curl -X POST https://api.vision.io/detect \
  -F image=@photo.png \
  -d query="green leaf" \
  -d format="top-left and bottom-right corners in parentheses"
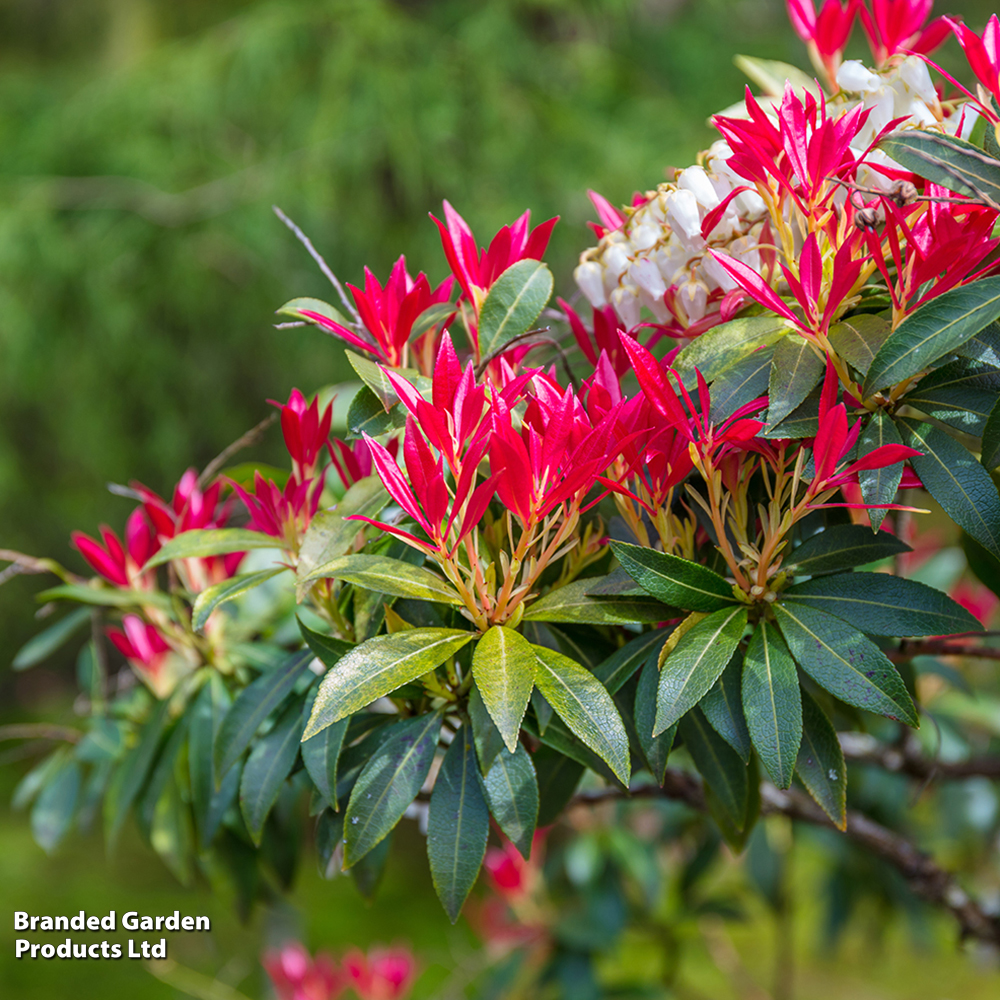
top-left (192, 568), bottom-right (287, 633)
top-left (482, 743), bottom-right (538, 859)
top-left (795, 690), bottom-right (847, 829)
top-left (35, 584), bottom-right (172, 611)
top-left (143, 528), bottom-right (277, 570)
top-left (827, 314), bottom-right (893, 376)
top-left (701, 649), bottom-right (751, 762)
top-left (784, 571), bottom-right (982, 637)
top-left (678, 708), bottom-right (748, 832)
top-left (903, 358), bottom-right (1000, 436)
top-left (963, 531), bottom-right (1000, 599)
top-left (351, 832), bottom-right (392, 902)
top-left (277, 295), bottom-right (351, 328)
top-left (478, 259), bottom-right (554, 359)
top-left (301, 685), bottom-right (349, 810)
top-left (346, 384), bottom-right (405, 438)
top-left (189, 674), bottom-right (236, 849)
top-left (788, 523), bottom-right (910, 575)
top-left (708, 346), bottom-right (774, 422)
top-left (32, 759), bottom-right (81, 853)
top-left (634, 654), bottom-right (675, 784)
top-left (766, 335), bottom-right (824, 428)
top-left (760, 385), bottom-right (821, 438)
top-left (104, 699), bottom-right (170, 849)
top-left (343, 711), bottom-right (442, 866)
top-left (472, 625), bottom-right (536, 753)
top-left (239, 700), bottom-right (304, 845)
top-left (12, 607), bottom-right (91, 670)
top-left (742, 623), bottom-right (801, 788)
top-left (304, 628), bottom-right (474, 738)
top-left (879, 130), bottom-right (1000, 203)
top-left (593, 629), bottom-right (669, 695)
top-left (468, 680), bottom-right (505, 774)
top-left (773, 602), bottom-right (918, 725)
top-left (733, 54), bottom-right (822, 96)
top-left (672, 315), bottom-right (788, 387)
top-left (410, 301), bottom-right (456, 341)
top-left (150, 775), bottom-right (195, 885)
top-left (136, 717), bottom-right (188, 840)
top-left (863, 277), bottom-right (1000, 396)
top-left (532, 644), bottom-right (631, 785)
top-left (301, 554), bottom-right (462, 604)
top-left (897, 417), bottom-right (1000, 560)
top-left (523, 711), bottom-right (618, 783)
top-left (610, 541), bottom-right (735, 612)
top-left (856, 410), bottom-right (904, 532)
top-left (956, 321), bottom-right (1000, 366)
top-left (654, 606), bottom-right (748, 735)
top-left (523, 578), bottom-right (676, 623)
top-left (982, 393), bottom-right (1000, 470)
top-left (296, 476), bottom-right (389, 589)
top-left (428, 724), bottom-right (490, 922)
top-left (214, 650), bottom-right (313, 778)
top-left (298, 618), bottom-right (354, 668)
top-left (346, 349), bottom-right (430, 407)
top-left (534, 746), bottom-right (585, 825)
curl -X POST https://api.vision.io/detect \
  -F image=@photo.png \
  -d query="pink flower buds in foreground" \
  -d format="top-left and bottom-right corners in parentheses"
top-left (71, 508), bottom-right (158, 589)
top-left (341, 946), bottom-right (417, 1000)
top-left (271, 388), bottom-right (334, 481)
top-left (106, 615), bottom-right (172, 682)
top-left (263, 942), bottom-right (343, 1000)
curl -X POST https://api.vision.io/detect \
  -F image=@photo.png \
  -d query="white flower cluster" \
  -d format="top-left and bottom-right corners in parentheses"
top-left (574, 56), bottom-right (979, 335)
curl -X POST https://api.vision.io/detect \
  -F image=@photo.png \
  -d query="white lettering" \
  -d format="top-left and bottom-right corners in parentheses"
top-left (122, 912), bottom-right (138, 931)
top-left (40, 944), bottom-right (55, 959)
top-left (195, 916), bottom-right (210, 931)
top-left (128, 939), bottom-right (141, 959)
top-left (101, 911), bottom-right (115, 931)
top-left (151, 939), bottom-right (166, 959)
top-left (87, 917), bottom-right (99, 931)
top-left (71, 911), bottom-right (85, 931)
top-left (14, 913), bottom-right (28, 931)
top-left (15, 940), bottom-right (30, 958)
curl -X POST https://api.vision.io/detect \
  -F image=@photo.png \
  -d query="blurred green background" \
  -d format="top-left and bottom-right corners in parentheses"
top-left (3, 1), bottom-right (1000, 997)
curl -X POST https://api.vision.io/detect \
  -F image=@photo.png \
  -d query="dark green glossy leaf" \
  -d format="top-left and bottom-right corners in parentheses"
top-left (774, 602), bottom-right (918, 725)
top-left (478, 259), bottom-right (554, 358)
top-left (189, 674), bottom-right (236, 849)
top-left (760, 385), bottom-right (821, 438)
top-left (346, 384), bottom-right (405, 438)
top-left (35, 584), bottom-right (172, 611)
top-left (857, 410), bottom-right (904, 532)
top-left (532, 644), bottom-right (631, 785)
top-left (767, 335), bottom-right (824, 428)
top-left (240, 700), bottom-right (304, 845)
top-left (472, 625), bottom-right (535, 753)
top-left (214, 650), bottom-right (313, 778)
top-left (343, 712), bottom-right (442, 866)
top-left (864, 277), bottom-right (1000, 396)
top-left (634, 654), bottom-right (675, 784)
top-left (428, 725), bottom-right (490, 923)
top-left (610, 540), bottom-right (735, 612)
top-left (482, 742), bottom-right (538, 859)
top-left (708, 346), bottom-right (774, 421)
top-left (523, 578), bottom-right (676, 623)
top-left (827, 314), bottom-right (892, 376)
top-left (410, 301), bottom-right (456, 341)
top-left (789, 523), bottom-right (909, 575)
top-left (301, 685), bottom-right (349, 810)
top-left (795, 690), bottom-right (846, 829)
top-left (304, 628), bottom-right (473, 738)
top-left (534, 746), bottom-right (584, 826)
top-left (742, 623), bottom-right (801, 788)
top-left (679, 708), bottom-right (748, 832)
top-left (350, 832), bottom-right (392, 902)
top-left (468, 680), bottom-right (505, 774)
top-left (593, 629), bottom-right (669, 695)
top-left (701, 649), bottom-right (751, 761)
top-left (12, 607), bottom-right (91, 671)
top-left (897, 417), bottom-right (1000, 560)
top-left (298, 618), bottom-right (354, 669)
top-left (982, 393), bottom-right (1000, 470)
top-left (143, 527), bottom-right (276, 570)
top-left (785, 571), bottom-right (981, 637)
top-left (904, 358), bottom-right (1000, 436)
top-left (879, 130), bottom-right (1000, 203)
top-left (654, 606), bottom-right (748, 735)
top-left (277, 295), bottom-right (351, 328)
top-left (192, 568), bottom-right (287, 633)
top-left (673, 315), bottom-right (788, 387)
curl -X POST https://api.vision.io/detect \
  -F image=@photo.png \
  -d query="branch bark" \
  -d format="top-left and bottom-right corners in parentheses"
top-left (570, 771), bottom-right (1000, 948)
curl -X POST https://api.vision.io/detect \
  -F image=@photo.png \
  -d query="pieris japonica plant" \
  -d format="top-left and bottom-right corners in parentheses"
top-left (8, 0), bottom-right (1000, 954)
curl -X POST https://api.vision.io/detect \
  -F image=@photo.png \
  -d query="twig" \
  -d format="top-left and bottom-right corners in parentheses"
top-left (839, 732), bottom-right (1000, 780)
top-left (197, 412), bottom-right (278, 489)
top-left (570, 770), bottom-right (1000, 947)
top-left (889, 640), bottom-right (1000, 662)
top-left (272, 205), bottom-right (361, 323)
